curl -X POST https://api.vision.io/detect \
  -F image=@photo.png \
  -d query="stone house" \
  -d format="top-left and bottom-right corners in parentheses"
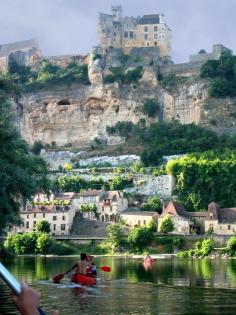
top-left (205, 202), bottom-right (236, 235)
top-left (72, 190), bottom-right (128, 222)
top-left (16, 205), bottom-right (75, 236)
top-left (158, 201), bottom-right (196, 235)
top-left (121, 211), bottom-right (159, 228)
top-left (159, 201), bottom-right (236, 235)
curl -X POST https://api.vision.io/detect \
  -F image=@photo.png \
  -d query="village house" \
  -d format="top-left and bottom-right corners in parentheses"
top-left (72, 190), bottom-right (128, 222)
top-left (15, 192), bottom-right (77, 235)
top-left (16, 205), bottom-right (75, 236)
top-left (120, 210), bottom-right (159, 228)
top-left (159, 201), bottom-right (236, 235)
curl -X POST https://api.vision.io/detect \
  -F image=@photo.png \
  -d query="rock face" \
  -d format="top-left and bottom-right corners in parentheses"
top-left (11, 51), bottom-right (236, 148)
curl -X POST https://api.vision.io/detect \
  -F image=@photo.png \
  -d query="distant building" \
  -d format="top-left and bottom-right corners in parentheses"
top-left (16, 205), bottom-right (75, 236)
top-left (98, 5), bottom-right (171, 57)
top-left (121, 210), bottom-right (159, 227)
top-left (0, 39), bottom-right (41, 71)
top-left (72, 189), bottom-right (128, 222)
top-left (159, 201), bottom-right (236, 235)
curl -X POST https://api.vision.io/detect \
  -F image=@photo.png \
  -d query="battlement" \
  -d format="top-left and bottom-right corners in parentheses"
top-left (98, 6), bottom-right (171, 58)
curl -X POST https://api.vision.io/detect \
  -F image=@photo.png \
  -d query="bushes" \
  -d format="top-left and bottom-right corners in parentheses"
top-left (104, 66), bottom-right (143, 84)
top-left (177, 238), bottom-right (215, 258)
top-left (227, 236), bottom-right (236, 255)
top-left (142, 99), bottom-right (159, 118)
top-left (127, 226), bottom-right (154, 248)
top-left (159, 215), bottom-right (175, 234)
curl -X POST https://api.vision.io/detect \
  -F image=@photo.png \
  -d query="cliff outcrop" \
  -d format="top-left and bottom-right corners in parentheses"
top-left (9, 48), bottom-right (236, 148)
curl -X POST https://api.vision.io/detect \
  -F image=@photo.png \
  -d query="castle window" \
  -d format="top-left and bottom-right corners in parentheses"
top-left (144, 34), bottom-right (148, 40)
top-left (130, 31), bottom-right (134, 38)
top-left (154, 25), bottom-right (158, 32)
top-left (124, 31), bottom-right (129, 38)
top-left (26, 221), bottom-right (29, 229)
top-left (154, 33), bottom-right (158, 39)
top-left (144, 26), bottom-right (148, 32)
top-left (228, 225), bottom-right (231, 230)
top-left (53, 224), bottom-right (56, 231)
top-left (61, 224), bottom-right (65, 231)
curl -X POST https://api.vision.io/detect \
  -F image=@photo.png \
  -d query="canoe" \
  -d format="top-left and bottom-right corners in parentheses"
top-left (143, 258), bottom-right (154, 265)
top-left (71, 273), bottom-right (96, 286)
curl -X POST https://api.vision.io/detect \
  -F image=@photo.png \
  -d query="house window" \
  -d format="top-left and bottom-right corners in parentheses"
top-left (53, 224), bottom-right (56, 231)
top-left (124, 31), bottom-right (129, 38)
top-left (90, 196), bottom-right (96, 203)
top-left (154, 25), bottom-right (158, 32)
top-left (210, 214), bottom-right (213, 219)
top-left (62, 215), bottom-right (65, 221)
top-left (209, 224), bottom-right (214, 231)
top-left (53, 216), bottom-right (57, 221)
top-left (34, 213), bottom-right (36, 218)
top-left (143, 220), bottom-right (146, 225)
top-left (27, 215), bottom-right (29, 219)
top-left (61, 224), bottom-right (65, 231)
top-left (138, 220), bottom-right (141, 225)
top-left (228, 225), bottom-right (231, 230)
top-left (102, 207), bottom-right (104, 212)
top-left (43, 213), bottom-right (45, 218)
top-left (154, 42), bottom-right (157, 46)
top-left (26, 221), bottom-right (29, 229)
top-left (130, 31), bottom-right (134, 38)
top-left (154, 33), bottom-right (158, 39)
top-left (147, 42), bottom-right (150, 46)
top-left (144, 34), bottom-right (148, 40)
top-left (33, 221), bottom-right (36, 227)
top-left (144, 26), bottom-right (148, 32)
top-left (110, 206), bottom-right (112, 212)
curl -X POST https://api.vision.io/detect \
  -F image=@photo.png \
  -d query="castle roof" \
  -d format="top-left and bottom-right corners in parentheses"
top-left (0, 39), bottom-right (39, 57)
top-left (138, 14), bottom-right (160, 25)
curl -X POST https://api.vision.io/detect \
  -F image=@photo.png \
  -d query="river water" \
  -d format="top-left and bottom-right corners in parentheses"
top-left (0, 256), bottom-right (236, 314)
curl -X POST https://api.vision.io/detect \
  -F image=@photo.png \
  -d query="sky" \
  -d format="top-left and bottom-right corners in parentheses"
top-left (0, 0), bottom-right (235, 63)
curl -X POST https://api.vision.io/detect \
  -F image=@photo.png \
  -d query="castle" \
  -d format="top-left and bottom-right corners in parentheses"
top-left (98, 5), bottom-right (172, 58)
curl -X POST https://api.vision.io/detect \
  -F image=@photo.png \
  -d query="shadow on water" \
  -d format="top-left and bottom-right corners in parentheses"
top-left (0, 256), bottom-right (236, 314)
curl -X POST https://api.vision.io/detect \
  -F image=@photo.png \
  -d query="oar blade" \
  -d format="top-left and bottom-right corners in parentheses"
top-left (99, 266), bottom-right (111, 272)
top-left (53, 273), bottom-right (64, 283)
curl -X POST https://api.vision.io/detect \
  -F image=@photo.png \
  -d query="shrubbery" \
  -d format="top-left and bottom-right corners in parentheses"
top-left (177, 239), bottom-right (215, 258)
top-left (104, 66), bottom-right (143, 84)
top-left (200, 51), bottom-right (236, 97)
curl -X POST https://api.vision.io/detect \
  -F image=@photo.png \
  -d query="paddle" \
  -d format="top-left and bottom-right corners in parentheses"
top-left (98, 266), bottom-right (111, 272)
top-left (53, 268), bottom-right (72, 283)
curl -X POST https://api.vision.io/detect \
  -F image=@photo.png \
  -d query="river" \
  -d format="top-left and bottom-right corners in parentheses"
top-left (0, 256), bottom-right (236, 314)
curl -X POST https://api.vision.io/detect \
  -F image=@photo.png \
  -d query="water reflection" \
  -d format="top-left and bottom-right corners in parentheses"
top-left (0, 257), bottom-right (236, 314)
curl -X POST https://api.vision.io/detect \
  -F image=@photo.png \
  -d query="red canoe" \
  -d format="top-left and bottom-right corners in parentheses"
top-left (71, 273), bottom-right (96, 286)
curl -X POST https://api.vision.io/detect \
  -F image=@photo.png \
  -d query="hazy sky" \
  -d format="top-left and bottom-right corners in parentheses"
top-left (0, 0), bottom-right (235, 63)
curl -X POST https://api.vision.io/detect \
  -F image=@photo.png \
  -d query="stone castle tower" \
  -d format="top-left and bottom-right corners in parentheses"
top-left (98, 5), bottom-right (171, 58)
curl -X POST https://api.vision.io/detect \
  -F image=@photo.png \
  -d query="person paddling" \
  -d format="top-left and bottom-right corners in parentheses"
top-left (71, 253), bottom-right (88, 276)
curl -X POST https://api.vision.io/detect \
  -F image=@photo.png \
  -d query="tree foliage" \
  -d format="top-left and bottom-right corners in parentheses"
top-left (142, 99), bottom-right (159, 117)
top-left (166, 151), bottom-right (236, 211)
top-left (142, 196), bottom-right (162, 213)
top-left (159, 215), bottom-right (175, 234)
top-left (127, 226), bottom-right (153, 248)
top-left (0, 100), bottom-right (49, 233)
top-left (200, 51), bottom-right (236, 97)
top-left (35, 220), bottom-right (51, 234)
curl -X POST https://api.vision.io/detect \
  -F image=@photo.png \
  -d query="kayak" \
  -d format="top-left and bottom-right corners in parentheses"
top-left (143, 258), bottom-right (154, 265)
top-left (71, 273), bottom-right (96, 286)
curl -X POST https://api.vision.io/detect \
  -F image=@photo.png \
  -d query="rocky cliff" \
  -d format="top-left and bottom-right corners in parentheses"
top-left (10, 51), bottom-right (236, 148)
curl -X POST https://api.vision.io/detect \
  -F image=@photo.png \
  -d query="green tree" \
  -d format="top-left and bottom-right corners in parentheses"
top-left (127, 226), bottom-right (153, 248)
top-left (159, 215), bottom-right (175, 234)
top-left (227, 236), bottom-right (236, 255)
top-left (142, 99), bottom-right (159, 117)
top-left (35, 220), bottom-right (51, 234)
top-left (142, 196), bottom-right (162, 213)
top-left (106, 222), bottom-right (125, 252)
top-left (0, 100), bottom-right (49, 233)
top-left (36, 233), bottom-right (53, 254)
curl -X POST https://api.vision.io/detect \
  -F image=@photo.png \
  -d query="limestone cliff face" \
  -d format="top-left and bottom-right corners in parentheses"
top-left (12, 55), bottom-right (236, 147)
top-left (13, 69), bottom-right (161, 147)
